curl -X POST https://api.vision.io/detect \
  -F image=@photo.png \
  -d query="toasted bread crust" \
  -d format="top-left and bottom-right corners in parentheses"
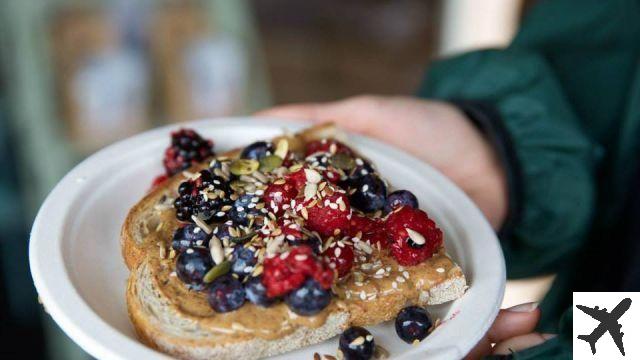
top-left (121, 123), bottom-right (467, 359)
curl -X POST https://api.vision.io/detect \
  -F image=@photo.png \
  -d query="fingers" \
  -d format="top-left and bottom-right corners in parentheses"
top-left (465, 302), bottom-right (541, 359)
top-left (487, 302), bottom-right (541, 343)
top-left (493, 333), bottom-right (557, 355)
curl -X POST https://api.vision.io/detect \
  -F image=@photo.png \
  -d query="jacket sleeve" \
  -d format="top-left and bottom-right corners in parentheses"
top-left (419, 49), bottom-right (598, 278)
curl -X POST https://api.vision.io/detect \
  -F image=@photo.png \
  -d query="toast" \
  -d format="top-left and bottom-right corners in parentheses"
top-left (122, 123), bottom-right (467, 360)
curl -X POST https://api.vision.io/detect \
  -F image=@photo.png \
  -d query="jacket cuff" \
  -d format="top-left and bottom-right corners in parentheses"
top-left (449, 100), bottom-right (523, 241)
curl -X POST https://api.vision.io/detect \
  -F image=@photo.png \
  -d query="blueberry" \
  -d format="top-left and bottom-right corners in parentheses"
top-left (231, 247), bottom-right (257, 277)
top-left (305, 152), bottom-right (332, 169)
top-left (175, 248), bottom-right (213, 290)
top-left (348, 158), bottom-right (375, 180)
top-left (286, 233), bottom-right (322, 254)
top-left (349, 174), bottom-right (387, 213)
top-left (229, 194), bottom-right (261, 225)
top-left (240, 141), bottom-right (274, 160)
top-left (339, 326), bottom-right (375, 360)
top-left (285, 279), bottom-right (331, 315)
top-left (171, 224), bottom-right (212, 252)
top-left (207, 275), bottom-right (246, 313)
top-left (244, 276), bottom-right (277, 307)
top-left (395, 306), bottom-right (433, 344)
top-left (384, 190), bottom-right (419, 213)
top-left (212, 222), bottom-right (233, 241)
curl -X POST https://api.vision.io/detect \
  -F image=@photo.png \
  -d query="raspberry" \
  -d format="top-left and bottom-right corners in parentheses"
top-left (150, 174), bottom-right (169, 190)
top-left (262, 246), bottom-right (334, 298)
top-left (349, 215), bottom-right (387, 248)
top-left (305, 139), bottom-right (353, 157)
top-left (323, 243), bottom-right (354, 278)
top-left (263, 181), bottom-right (298, 215)
top-left (163, 129), bottom-right (214, 176)
top-left (285, 168), bottom-right (308, 190)
top-left (323, 168), bottom-right (342, 184)
top-left (385, 206), bottom-right (443, 266)
top-left (304, 191), bottom-right (351, 237)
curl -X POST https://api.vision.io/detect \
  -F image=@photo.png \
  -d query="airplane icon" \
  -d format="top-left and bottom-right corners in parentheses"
top-left (576, 297), bottom-right (631, 356)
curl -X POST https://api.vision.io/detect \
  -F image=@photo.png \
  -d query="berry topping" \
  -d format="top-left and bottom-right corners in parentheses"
top-left (231, 247), bottom-right (257, 277)
top-left (395, 306), bottom-right (433, 344)
top-left (349, 174), bottom-right (387, 213)
top-left (338, 326), bottom-right (375, 360)
top-left (385, 207), bottom-right (443, 266)
top-left (284, 168), bottom-right (308, 190)
top-left (244, 276), bottom-right (277, 307)
top-left (151, 174), bottom-right (169, 190)
top-left (171, 224), bottom-right (212, 252)
top-left (175, 248), bottom-right (214, 290)
top-left (384, 190), bottom-right (419, 213)
top-left (163, 128), bottom-right (214, 176)
top-left (284, 279), bottom-right (332, 315)
top-left (304, 191), bottom-right (351, 237)
top-left (174, 170), bottom-right (231, 223)
top-left (349, 215), bottom-right (387, 248)
top-left (323, 242), bottom-right (354, 278)
top-left (212, 222), bottom-right (233, 241)
top-left (229, 194), bottom-right (261, 225)
top-left (305, 139), bottom-right (353, 157)
top-left (240, 141), bottom-right (274, 160)
top-left (263, 181), bottom-right (298, 215)
top-left (262, 246), bottom-right (334, 298)
top-left (207, 275), bottom-right (246, 313)
top-left (344, 158), bottom-right (375, 182)
top-left (281, 221), bottom-right (323, 254)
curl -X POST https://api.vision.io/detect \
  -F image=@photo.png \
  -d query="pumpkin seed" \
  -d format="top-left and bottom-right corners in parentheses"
top-left (203, 260), bottom-right (231, 283)
top-left (230, 159), bottom-right (259, 176)
top-left (230, 231), bottom-right (256, 244)
top-left (330, 152), bottom-right (355, 170)
top-left (274, 138), bottom-right (289, 159)
top-left (259, 155), bottom-right (283, 172)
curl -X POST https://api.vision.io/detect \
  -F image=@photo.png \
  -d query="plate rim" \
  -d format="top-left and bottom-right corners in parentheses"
top-left (30, 117), bottom-right (505, 360)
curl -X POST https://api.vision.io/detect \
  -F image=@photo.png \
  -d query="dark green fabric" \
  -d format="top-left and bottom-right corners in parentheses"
top-left (419, 0), bottom-right (640, 358)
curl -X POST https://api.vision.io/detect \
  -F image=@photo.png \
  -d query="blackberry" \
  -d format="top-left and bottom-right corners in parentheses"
top-left (174, 169), bottom-right (231, 223)
top-left (163, 129), bottom-right (214, 176)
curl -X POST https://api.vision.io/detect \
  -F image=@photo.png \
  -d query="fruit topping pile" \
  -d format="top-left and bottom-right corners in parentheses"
top-left (160, 129), bottom-right (444, 315)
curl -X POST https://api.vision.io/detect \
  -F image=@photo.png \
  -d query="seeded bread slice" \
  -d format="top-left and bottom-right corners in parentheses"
top-left (121, 123), bottom-right (467, 359)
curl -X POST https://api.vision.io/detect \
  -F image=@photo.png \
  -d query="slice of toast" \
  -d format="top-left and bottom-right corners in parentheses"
top-left (122, 123), bottom-right (466, 360)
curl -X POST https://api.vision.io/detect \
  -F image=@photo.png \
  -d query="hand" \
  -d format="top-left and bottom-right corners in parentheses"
top-left (256, 95), bottom-right (508, 229)
top-left (466, 302), bottom-right (556, 359)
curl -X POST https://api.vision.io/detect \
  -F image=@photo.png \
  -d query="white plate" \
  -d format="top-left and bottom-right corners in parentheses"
top-left (30, 118), bottom-right (505, 360)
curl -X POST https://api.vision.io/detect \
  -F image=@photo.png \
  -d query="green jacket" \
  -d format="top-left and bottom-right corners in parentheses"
top-left (420, 0), bottom-right (640, 358)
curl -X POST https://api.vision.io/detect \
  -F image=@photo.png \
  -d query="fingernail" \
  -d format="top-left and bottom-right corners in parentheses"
top-left (506, 302), bottom-right (539, 313)
top-left (541, 333), bottom-right (557, 340)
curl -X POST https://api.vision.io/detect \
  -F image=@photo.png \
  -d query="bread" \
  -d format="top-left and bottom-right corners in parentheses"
top-left (121, 123), bottom-right (467, 359)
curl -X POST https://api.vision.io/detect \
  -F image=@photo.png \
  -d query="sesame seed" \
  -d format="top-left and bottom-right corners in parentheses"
top-left (436, 267), bottom-right (445, 273)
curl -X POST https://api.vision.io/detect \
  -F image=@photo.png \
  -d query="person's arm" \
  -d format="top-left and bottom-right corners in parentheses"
top-left (421, 49), bottom-right (597, 278)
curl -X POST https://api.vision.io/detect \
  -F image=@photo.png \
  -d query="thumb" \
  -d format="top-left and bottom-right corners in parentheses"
top-left (254, 96), bottom-right (387, 135)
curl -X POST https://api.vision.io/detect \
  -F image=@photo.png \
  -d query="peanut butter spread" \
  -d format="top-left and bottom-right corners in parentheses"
top-left (138, 198), bottom-right (461, 344)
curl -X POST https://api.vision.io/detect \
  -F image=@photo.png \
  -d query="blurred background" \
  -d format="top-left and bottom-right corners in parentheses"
top-left (0, 0), bottom-right (544, 358)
